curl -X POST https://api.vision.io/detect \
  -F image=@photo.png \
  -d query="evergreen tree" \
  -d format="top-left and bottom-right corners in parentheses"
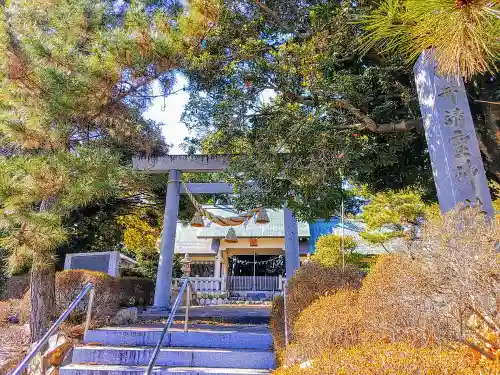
top-left (180, 0), bottom-right (499, 219)
top-left (0, 0), bottom-right (215, 342)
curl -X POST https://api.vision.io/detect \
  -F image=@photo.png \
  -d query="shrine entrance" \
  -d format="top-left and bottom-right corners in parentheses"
top-left (133, 155), bottom-right (300, 309)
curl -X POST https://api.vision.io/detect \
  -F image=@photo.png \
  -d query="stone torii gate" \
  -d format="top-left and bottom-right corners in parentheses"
top-left (133, 155), bottom-right (300, 309)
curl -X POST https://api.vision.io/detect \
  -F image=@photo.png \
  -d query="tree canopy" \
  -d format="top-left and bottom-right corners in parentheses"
top-left (180, 0), bottom-right (499, 220)
top-left (0, 0), bottom-right (216, 341)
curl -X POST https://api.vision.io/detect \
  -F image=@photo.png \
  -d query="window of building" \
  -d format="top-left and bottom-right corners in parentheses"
top-left (190, 261), bottom-right (215, 277)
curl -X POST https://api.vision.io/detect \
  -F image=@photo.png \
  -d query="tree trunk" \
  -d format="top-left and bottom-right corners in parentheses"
top-left (30, 256), bottom-right (56, 343)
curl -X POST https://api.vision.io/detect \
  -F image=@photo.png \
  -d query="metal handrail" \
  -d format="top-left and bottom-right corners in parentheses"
top-left (145, 277), bottom-right (190, 375)
top-left (12, 282), bottom-right (96, 375)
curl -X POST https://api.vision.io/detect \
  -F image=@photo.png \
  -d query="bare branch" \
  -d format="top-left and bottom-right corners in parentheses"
top-left (252, 0), bottom-right (311, 39)
top-left (332, 119), bottom-right (423, 134)
top-left (333, 100), bottom-right (378, 132)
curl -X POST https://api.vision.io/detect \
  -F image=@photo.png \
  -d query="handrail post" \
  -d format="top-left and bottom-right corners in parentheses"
top-left (184, 279), bottom-right (190, 332)
top-left (84, 287), bottom-right (95, 340)
top-left (283, 279), bottom-right (289, 347)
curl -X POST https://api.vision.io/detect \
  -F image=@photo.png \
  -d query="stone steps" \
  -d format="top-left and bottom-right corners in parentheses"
top-left (72, 346), bottom-right (275, 369)
top-left (60, 324), bottom-right (275, 375)
top-left (83, 327), bottom-right (273, 350)
top-left (60, 364), bottom-right (272, 375)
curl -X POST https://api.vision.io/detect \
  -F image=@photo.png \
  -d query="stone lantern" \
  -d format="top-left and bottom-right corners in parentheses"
top-left (180, 253), bottom-right (191, 278)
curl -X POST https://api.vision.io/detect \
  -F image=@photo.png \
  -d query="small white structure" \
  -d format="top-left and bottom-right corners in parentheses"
top-left (64, 251), bottom-right (137, 277)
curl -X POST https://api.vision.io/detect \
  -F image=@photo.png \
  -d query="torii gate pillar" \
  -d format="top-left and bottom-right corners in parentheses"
top-left (154, 169), bottom-right (181, 309)
top-left (284, 206), bottom-right (300, 279)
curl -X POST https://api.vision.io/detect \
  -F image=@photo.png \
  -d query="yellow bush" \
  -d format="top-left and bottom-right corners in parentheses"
top-left (356, 253), bottom-right (444, 344)
top-left (286, 262), bottom-right (362, 327)
top-left (272, 342), bottom-right (499, 375)
top-left (290, 290), bottom-right (360, 363)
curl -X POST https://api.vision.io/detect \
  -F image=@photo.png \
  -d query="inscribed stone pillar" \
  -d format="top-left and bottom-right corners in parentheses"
top-left (413, 51), bottom-right (494, 217)
top-left (153, 169), bottom-right (181, 309)
top-left (284, 206), bottom-right (300, 279)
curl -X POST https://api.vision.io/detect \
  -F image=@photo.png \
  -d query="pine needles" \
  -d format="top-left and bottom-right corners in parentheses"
top-left (360, 0), bottom-right (500, 80)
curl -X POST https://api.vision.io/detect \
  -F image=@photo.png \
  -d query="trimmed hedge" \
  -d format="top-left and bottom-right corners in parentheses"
top-left (53, 270), bottom-right (154, 324)
top-left (56, 269), bottom-right (120, 323)
top-left (286, 262), bottom-right (362, 327)
top-left (291, 290), bottom-right (360, 362)
top-left (271, 262), bottom-right (363, 355)
top-left (117, 277), bottom-right (154, 307)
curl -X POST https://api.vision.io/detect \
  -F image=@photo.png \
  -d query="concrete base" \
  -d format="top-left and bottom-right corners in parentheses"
top-left (140, 306), bottom-right (272, 325)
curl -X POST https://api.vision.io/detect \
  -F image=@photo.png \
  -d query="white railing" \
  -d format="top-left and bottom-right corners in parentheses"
top-left (228, 276), bottom-right (282, 291)
top-left (173, 276), bottom-right (285, 292)
top-left (173, 277), bottom-right (225, 292)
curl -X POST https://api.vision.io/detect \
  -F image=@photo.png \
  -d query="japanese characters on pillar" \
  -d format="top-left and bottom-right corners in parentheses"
top-left (414, 51), bottom-right (494, 217)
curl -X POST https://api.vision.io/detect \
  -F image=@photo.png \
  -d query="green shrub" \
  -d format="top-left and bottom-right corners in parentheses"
top-left (312, 234), bottom-right (357, 268)
top-left (272, 342), bottom-right (498, 375)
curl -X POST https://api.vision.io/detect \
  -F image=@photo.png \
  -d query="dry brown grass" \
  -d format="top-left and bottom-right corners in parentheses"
top-left (272, 342), bottom-right (500, 375)
top-left (0, 297), bottom-right (30, 327)
top-left (289, 290), bottom-right (360, 363)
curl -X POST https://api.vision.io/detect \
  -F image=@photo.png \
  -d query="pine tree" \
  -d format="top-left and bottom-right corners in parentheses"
top-left (0, 0), bottom-right (216, 342)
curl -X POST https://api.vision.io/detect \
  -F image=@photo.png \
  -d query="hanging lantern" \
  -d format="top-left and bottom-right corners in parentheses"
top-left (255, 209), bottom-right (270, 224)
top-left (190, 212), bottom-right (205, 228)
top-left (224, 227), bottom-right (238, 243)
